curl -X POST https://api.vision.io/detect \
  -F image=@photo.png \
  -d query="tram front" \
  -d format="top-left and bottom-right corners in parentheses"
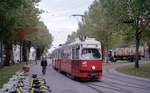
top-left (78, 40), bottom-right (102, 79)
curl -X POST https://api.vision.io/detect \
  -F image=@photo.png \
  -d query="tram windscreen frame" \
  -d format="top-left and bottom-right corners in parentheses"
top-left (81, 48), bottom-right (101, 60)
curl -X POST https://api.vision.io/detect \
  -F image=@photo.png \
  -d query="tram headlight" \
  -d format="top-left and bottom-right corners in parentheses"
top-left (92, 66), bottom-right (95, 70)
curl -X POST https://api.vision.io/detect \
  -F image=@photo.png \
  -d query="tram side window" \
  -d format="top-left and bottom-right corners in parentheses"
top-left (72, 48), bottom-right (79, 59)
top-left (56, 52), bottom-right (58, 58)
top-left (58, 50), bottom-right (59, 59)
top-left (67, 49), bottom-right (71, 59)
top-left (62, 48), bottom-right (71, 59)
top-left (61, 50), bottom-right (63, 59)
top-left (72, 49), bottom-right (75, 59)
top-left (76, 48), bottom-right (79, 59)
top-left (82, 48), bottom-right (101, 59)
top-left (57, 51), bottom-right (59, 59)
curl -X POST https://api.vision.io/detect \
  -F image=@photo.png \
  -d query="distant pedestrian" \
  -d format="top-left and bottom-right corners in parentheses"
top-left (41, 57), bottom-right (47, 75)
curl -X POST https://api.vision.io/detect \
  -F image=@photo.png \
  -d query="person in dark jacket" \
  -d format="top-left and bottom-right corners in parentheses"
top-left (41, 57), bottom-right (47, 75)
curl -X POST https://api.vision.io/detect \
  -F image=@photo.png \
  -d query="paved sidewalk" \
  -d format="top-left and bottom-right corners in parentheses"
top-left (28, 63), bottom-right (53, 92)
top-left (28, 63), bottom-right (97, 93)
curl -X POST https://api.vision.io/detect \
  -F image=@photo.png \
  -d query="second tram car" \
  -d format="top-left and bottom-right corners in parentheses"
top-left (52, 37), bottom-right (102, 79)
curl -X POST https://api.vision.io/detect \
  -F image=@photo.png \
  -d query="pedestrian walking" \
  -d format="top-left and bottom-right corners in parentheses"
top-left (40, 57), bottom-right (47, 75)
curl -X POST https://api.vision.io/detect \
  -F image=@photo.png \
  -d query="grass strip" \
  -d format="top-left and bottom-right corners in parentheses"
top-left (116, 63), bottom-right (150, 79)
top-left (102, 61), bottom-right (128, 66)
top-left (0, 60), bottom-right (39, 88)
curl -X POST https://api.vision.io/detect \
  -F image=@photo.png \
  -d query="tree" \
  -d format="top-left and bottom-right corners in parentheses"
top-left (0, 0), bottom-right (24, 38)
top-left (120, 0), bottom-right (150, 68)
top-left (0, 0), bottom-right (44, 65)
top-left (0, 0), bottom-right (26, 65)
top-left (27, 21), bottom-right (53, 60)
top-left (66, 32), bottom-right (78, 43)
top-left (76, 0), bottom-right (124, 62)
top-left (77, 0), bottom-right (150, 67)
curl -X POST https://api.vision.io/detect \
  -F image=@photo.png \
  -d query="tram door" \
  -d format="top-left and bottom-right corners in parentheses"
top-left (72, 48), bottom-right (80, 76)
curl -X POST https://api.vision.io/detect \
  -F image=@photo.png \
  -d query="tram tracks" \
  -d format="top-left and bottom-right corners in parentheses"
top-left (91, 83), bottom-right (134, 93)
top-left (83, 81), bottom-right (134, 93)
top-left (85, 84), bottom-right (104, 93)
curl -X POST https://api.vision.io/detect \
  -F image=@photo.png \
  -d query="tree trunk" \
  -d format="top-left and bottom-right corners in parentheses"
top-left (106, 46), bottom-right (109, 63)
top-left (20, 43), bottom-right (22, 62)
top-left (22, 42), bottom-right (32, 65)
top-left (36, 48), bottom-right (41, 60)
top-left (41, 47), bottom-right (45, 56)
top-left (135, 27), bottom-right (141, 68)
top-left (10, 45), bottom-right (14, 64)
top-left (3, 40), bottom-right (14, 66)
top-left (28, 41), bottom-right (32, 60)
top-left (101, 44), bottom-right (105, 61)
top-left (22, 42), bottom-right (27, 62)
top-left (101, 44), bottom-right (108, 63)
top-left (0, 39), bottom-right (3, 67)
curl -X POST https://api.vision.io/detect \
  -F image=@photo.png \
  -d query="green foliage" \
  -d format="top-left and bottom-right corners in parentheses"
top-left (0, 0), bottom-right (53, 64)
top-left (0, 0), bottom-right (52, 48)
top-left (72, 0), bottom-right (124, 48)
top-left (119, 0), bottom-right (150, 44)
top-left (68, 0), bottom-right (150, 48)
top-left (0, 0), bottom-right (42, 38)
top-left (0, 0), bottom-right (24, 38)
top-left (14, 0), bottom-right (42, 27)
top-left (67, 32), bottom-right (78, 43)
top-left (27, 21), bottom-right (53, 49)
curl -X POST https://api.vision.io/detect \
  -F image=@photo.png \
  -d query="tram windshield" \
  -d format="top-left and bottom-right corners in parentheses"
top-left (81, 48), bottom-right (101, 60)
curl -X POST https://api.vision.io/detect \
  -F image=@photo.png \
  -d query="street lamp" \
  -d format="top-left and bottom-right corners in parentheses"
top-left (72, 14), bottom-right (85, 37)
top-left (72, 14), bottom-right (84, 17)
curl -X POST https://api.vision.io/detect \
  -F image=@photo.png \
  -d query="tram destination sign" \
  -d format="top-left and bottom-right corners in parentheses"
top-left (83, 44), bottom-right (98, 48)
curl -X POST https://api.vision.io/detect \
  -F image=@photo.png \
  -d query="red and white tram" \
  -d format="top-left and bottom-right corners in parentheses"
top-left (52, 37), bottom-right (102, 79)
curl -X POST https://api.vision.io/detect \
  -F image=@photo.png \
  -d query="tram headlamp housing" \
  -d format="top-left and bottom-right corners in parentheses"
top-left (92, 66), bottom-right (95, 70)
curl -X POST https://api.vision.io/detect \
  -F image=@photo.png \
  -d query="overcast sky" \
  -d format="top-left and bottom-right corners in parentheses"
top-left (38, 0), bottom-right (94, 52)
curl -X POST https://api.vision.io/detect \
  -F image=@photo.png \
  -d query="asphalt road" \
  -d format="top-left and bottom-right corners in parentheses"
top-left (28, 61), bottom-right (150, 93)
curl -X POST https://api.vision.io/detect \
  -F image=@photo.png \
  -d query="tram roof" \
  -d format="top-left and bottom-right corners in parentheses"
top-left (60, 37), bottom-right (101, 47)
top-left (70, 37), bottom-right (100, 45)
top-left (52, 37), bottom-right (101, 52)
